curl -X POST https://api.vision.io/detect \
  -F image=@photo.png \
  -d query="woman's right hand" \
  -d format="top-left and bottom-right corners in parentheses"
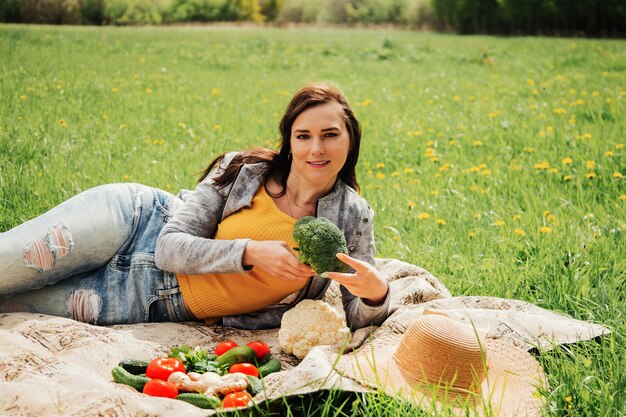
top-left (243, 240), bottom-right (314, 282)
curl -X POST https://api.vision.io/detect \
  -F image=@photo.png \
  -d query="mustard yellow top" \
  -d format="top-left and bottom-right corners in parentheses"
top-left (177, 185), bottom-right (305, 322)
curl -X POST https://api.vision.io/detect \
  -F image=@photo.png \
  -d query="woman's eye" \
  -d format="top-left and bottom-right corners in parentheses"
top-left (296, 134), bottom-right (309, 140)
top-left (324, 132), bottom-right (338, 138)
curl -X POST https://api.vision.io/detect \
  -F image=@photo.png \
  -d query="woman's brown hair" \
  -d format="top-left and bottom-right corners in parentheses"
top-left (199, 82), bottom-right (362, 194)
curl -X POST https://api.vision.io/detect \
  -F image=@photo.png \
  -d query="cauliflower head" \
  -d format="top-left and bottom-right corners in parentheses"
top-left (278, 300), bottom-right (350, 359)
top-left (292, 216), bottom-right (350, 275)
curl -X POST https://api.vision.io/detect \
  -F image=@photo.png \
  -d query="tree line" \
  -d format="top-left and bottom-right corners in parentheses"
top-left (1, 0), bottom-right (624, 36)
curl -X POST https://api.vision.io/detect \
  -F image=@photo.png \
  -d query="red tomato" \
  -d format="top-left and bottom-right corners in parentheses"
top-left (246, 341), bottom-right (271, 361)
top-left (145, 358), bottom-right (186, 381)
top-left (222, 391), bottom-right (253, 408)
top-left (142, 379), bottom-right (178, 399)
top-left (214, 340), bottom-right (238, 356)
top-left (229, 362), bottom-right (259, 378)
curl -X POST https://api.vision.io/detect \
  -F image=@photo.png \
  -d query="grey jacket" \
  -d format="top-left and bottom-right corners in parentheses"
top-left (155, 152), bottom-right (390, 330)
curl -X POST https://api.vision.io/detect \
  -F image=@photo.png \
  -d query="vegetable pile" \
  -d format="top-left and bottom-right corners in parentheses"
top-left (111, 340), bottom-right (281, 410)
top-left (292, 216), bottom-right (351, 275)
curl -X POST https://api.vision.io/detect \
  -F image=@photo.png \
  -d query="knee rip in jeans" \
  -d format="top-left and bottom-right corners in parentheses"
top-left (66, 290), bottom-right (102, 324)
top-left (23, 225), bottom-right (74, 272)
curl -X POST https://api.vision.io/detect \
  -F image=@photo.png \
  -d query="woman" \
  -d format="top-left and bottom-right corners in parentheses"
top-left (0, 82), bottom-right (390, 330)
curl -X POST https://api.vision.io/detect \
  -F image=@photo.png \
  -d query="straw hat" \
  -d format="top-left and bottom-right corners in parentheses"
top-left (335, 313), bottom-right (546, 416)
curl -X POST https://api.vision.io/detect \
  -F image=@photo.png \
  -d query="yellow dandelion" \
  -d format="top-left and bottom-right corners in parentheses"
top-left (563, 175), bottom-right (573, 181)
top-left (512, 164), bottom-right (522, 171)
top-left (469, 166), bottom-right (480, 173)
top-left (562, 157), bottom-right (573, 165)
top-left (111, 87), bottom-right (118, 93)
top-left (403, 167), bottom-right (414, 174)
top-left (417, 212), bottom-right (430, 220)
top-left (619, 194), bottom-right (626, 201)
top-left (426, 140), bottom-right (435, 147)
top-left (213, 124), bottom-right (221, 131)
top-left (123, 174), bottom-right (130, 181)
top-left (435, 173), bottom-right (442, 178)
top-left (582, 133), bottom-right (592, 140)
top-left (523, 147), bottom-right (535, 153)
top-left (493, 220), bottom-right (505, 227)
top-left (586, 161), bottom-right (596, 170)
top-left (439, 164), bottom-right (450, 172)
top-left (453, 95), bottom-right (461, 102)
top-left (606, 97), bottom-right (612, 104)
top-left (616, 143), bottom-right (624, 150)
top-left (547, 214), bottom-right (557, 223)
top-left (145, 87), bottom-right (153, 94)
top-left (534, 162), bottom-right (549, 170)
top-left (20, 95), bottom-right (28, 100)
top-left (376, 172), bottom-right (385, 180)
top-left (58, 119), bottom-right (68, 128)
top-left (546, 126), bottom-right (554, 134)
top-left (431, 191), bottom-right (439, 196)
top-left (376, 163), bottom-right (385, 169)
top-left (119, 123), bottom-right (126, 129)
top-left (568, 118), bottom-right (576, 125)
top-left (540, 226), bottom-right (552, 234)
top-left (565, 396), bottom-right (572, 403)
top-left (153, 139), bottom-right (159, 145)
top-left (514, 228), bottom-right (526, 236)
top-left (592, 91), bottom-right (600, 97)
top-left (211, 88), bottom-right (220, 96)
top-left (605, 150), bottom-right (614, 157)
top-left (408, 202), bottom-right (416, 209)
top-left (613, 172), bottom-right (623, 179)
top-left (482, 169), bottom-right (492, 176)
top-left (473, 140), bottom-right (483, 147)
top-left (586, 172), bottom-right (596, 179)
top-left (469, 185), bottom-right (479, 192)
top-left (436, 219), bottom-right (446, 225)
top-left (526, 79), bottom-right (535, 87)
top-left (430, 157), bottom-right (440, 163)
top-left (391, 171), bottom-right (400, 177)
top-left (512, 214), bottom-right (522, 221)
top-left (553, 108), bottom-right (567, 115)
top-left (479, 163), bottom-right (487, 169)
top-left (361, 99), bottom-right (373, 107)
top-left (449, 140), bottom-right (457, 146)
top-left (178, 121), bottom-right (186, 128)
top-left (549, 167), bottom-right (559, 174)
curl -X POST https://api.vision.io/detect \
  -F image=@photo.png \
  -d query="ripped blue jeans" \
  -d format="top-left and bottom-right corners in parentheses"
top-left (0, 183), bottom-right (192, 325)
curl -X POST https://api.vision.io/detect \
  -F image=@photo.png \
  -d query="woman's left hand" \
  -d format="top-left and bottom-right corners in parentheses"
top-left (322, 253), bottom-right (389, 305)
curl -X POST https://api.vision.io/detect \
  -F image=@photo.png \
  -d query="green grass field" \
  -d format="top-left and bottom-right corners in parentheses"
top-left (1, 24), bottom-right (624, 416)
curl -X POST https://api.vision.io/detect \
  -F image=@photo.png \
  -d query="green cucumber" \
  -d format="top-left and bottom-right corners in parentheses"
top-left (118, 359), bottom-right (150, 375)
top-left (176, 393), bottom-right (221, 409)
top-left (258, 357), bottom-right (281, 377)
top-left (215, 346), bottom-right (256, 369)
top-left (111, 365), bottom-right (150, 392)
top-left (246, 375), bottom-right (264, 397)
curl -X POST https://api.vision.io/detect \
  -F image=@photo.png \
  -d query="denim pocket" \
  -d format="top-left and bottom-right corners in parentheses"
top-left (106, 252), bottom-right (163, 323)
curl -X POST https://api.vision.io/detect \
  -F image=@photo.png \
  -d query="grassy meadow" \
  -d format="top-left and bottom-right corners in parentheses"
top-left (1, 24), bottom-right (624, 416)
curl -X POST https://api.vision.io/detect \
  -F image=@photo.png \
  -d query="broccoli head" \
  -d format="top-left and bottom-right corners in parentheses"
top-left (292, 216), bottom-right (350, 275)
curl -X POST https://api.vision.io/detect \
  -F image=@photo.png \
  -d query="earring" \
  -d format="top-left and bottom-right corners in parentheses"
top-left (288, 151), bottom-right (292, 160)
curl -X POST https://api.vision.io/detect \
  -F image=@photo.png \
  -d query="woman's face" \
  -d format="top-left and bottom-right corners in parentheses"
top-left (289, 102), bottom-right (351, 190)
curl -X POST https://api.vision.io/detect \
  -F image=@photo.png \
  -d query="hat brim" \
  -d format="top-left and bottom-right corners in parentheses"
top-left (334, 335), bottom-right (546, 417)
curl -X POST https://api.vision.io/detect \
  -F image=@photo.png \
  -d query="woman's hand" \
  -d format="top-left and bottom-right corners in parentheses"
top-left (322, 253), bottom-right (389, 305)
top-left (243, 240), bottom-right (314, 282)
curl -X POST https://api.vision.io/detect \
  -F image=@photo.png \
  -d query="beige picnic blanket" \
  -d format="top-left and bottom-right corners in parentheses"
top-left (0, 258), bottom-right (610, 416)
